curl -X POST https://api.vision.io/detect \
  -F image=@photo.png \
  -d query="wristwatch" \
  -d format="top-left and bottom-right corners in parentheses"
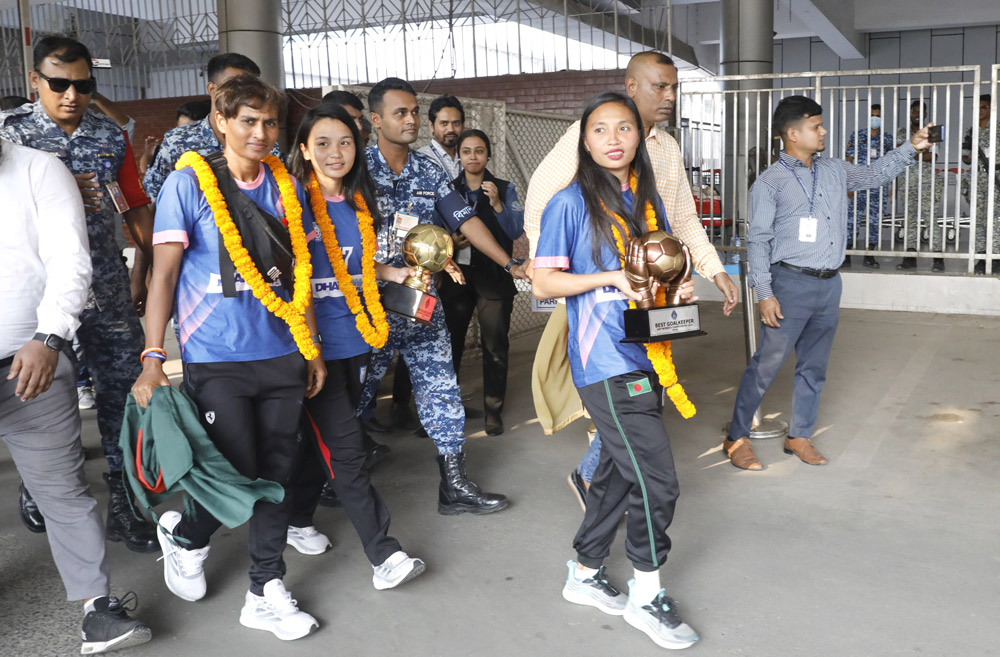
top-left (32, 332), bottom-right (66, 352)
top-left (504, 258), bottom-right (524, 273)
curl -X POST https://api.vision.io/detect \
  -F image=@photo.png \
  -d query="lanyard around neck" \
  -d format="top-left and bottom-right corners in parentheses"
top-left (781, 159), bottom-right (818, 216)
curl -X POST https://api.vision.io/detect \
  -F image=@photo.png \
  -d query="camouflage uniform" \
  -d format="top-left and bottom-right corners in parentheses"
top-left (846, 127), bottom-right (895, 248)
top-left (0, 102), bottom-right (148, 472)
top-left (143, 115), bottom-right (281, 201)
top-left (896, 126), bottom-right (945, 251)
top-left (358, 146), bottom-right (467, 455)
top-left (962, 124), bottom-right (1000, 255)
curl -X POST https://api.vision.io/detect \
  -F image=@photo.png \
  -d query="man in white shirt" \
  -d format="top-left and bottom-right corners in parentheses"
top-left (417, 94), bottom-right (465, 181)
top-left (0, 139), bottom-right (151, 654)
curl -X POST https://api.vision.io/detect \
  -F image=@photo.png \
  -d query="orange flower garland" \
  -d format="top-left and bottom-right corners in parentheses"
top-left (306, 173), bottom-right (389, 349)
top-left (607, 171), bottom-right (696, 419)
top-left (175, 151), bottom-right (319, 360)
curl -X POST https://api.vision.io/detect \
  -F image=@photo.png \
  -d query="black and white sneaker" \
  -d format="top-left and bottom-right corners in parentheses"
top-left (623, 582), bottom-right (699, 650)
top-left (81, 593), bottom-right (152, 654)
top-left (561, 561), bottom-right (627, 615)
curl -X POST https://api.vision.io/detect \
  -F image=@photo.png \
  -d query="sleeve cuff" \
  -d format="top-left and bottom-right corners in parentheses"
top-left (533, 256), bottom-right (570, 270)
top-left (753, 283), bottom-right (774, 301)
top-left (153, 230), bottom-right (189, 249)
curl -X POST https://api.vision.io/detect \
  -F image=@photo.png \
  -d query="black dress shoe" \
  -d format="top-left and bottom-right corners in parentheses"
top-left (362, 442), bottom-right (392, 471)
top-left (318, 481), bottom-right (341, 507)
top-left (863, 255), bottom-right (880, 269)
top-left (18, 481), bottom-right (46, 533)
top-left (931, 258), bottom-right (945, 272)
top-left (484, 414), bottom-right (504, 436)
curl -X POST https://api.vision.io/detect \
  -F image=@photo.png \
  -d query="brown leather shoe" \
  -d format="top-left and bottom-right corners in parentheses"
top-left (723, 437), bottom-right (763, 470)
top-left (783, 437), bottom-right (828, 465)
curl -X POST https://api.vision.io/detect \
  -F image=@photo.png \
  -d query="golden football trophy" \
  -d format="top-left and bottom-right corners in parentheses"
top-left (621, 230), bottom-right (705, 342)
top-left (382, 224), bottom-right (454, 326)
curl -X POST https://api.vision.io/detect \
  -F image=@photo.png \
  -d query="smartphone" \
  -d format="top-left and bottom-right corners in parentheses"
top-left (928, 125), bottom-right (944, 144)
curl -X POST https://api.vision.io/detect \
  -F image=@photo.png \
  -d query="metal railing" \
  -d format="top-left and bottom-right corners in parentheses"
top-left (679, 66), bottom-right (999, 274)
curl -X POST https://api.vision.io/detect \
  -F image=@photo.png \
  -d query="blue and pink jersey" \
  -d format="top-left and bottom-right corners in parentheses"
top-left (307, 195), bottom-right (371, 361)
top-left (534, 181), bottom-right (667, 388)
top-left (153, 162), bottom-right (311, 363)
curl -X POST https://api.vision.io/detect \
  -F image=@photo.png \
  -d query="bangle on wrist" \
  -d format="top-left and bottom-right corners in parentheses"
top-left (140, 347), bottom-right (167, 364)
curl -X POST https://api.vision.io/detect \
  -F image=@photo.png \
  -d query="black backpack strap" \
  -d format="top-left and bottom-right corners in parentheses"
top-left (205, 152), bottom-right (239, 298)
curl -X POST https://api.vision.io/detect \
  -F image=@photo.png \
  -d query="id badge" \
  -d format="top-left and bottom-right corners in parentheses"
top-left (798, 216), bottom-right (818, 243)
top-left (106, 181), bottom-right (130, 213)
top-left (393, 212), bottom-right (419, 237)
top-left (456, 246), bottom-right (472, 265)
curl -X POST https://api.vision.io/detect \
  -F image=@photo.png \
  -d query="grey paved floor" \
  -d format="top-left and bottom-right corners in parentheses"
top-left (2, 302), bottom-right (998, 657)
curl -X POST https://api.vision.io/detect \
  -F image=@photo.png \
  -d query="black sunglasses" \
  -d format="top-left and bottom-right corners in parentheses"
top-left (36, 71), bottom-right (96, 95)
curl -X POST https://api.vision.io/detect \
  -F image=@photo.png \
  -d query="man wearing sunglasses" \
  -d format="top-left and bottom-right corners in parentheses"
top-left (0, 35), bottom-right (159, 554)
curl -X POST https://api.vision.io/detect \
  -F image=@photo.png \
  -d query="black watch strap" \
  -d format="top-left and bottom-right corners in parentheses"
top-left (32, 332), bottom-right (66, 352)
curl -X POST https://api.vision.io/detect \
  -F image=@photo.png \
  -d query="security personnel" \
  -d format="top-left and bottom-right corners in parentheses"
top-left (142, 52), bottom-right (277, 202)
top-left (0, 35), bottom-right (158, 551)
top-left (895, 100), bottom-right (946, 272)
top-left (360, 77), bottom-right (525, 515)
top-left (843, 104), bottom-right (894, 268)
top-left (962, 94), bottom-right (1000, 274)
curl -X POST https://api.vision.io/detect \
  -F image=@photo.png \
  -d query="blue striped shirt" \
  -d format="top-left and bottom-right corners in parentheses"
top-left (748, 144), bottom-right (917, 299)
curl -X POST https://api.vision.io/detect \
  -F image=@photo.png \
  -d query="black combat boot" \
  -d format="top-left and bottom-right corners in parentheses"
top-left (104, 472), bottom-right (159, 553)
top-left (437, 453), bottom-right (509, 516)
top-left (18, 481), bottom-right (46, 533)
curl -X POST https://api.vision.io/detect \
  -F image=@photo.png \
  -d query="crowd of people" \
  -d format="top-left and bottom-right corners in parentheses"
top-left (0, 31), bottom-right (961, 656)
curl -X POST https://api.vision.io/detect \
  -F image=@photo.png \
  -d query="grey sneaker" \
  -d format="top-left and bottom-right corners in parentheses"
top-left (623, 581), bottom-right (699, 650)
top-left (373, 551), bottom-right (426, 590)
top-left (561, 561), bottom-right (626, 616)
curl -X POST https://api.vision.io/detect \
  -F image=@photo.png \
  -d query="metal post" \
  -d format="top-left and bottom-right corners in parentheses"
top-left (18, 0), bottom-right (32, 100)
top-left (736, 259), bottom-right (787, 439)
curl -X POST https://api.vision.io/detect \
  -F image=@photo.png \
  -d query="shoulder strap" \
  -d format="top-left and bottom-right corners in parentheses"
top-left (205, 152), bottom-right (238, 298)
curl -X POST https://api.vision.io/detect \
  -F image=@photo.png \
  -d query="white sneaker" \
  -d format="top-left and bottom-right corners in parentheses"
top-left (286, 526), bottom-right (332, 555)
top-left (239, 579), bottom-right (318, 640)
top-left (372, 551), bottom-right (426, 590)
top-left (156, 510), bottom-right (209, 602)
top-left (623, 580), bottom-right (699, 650)
top-left (78, 386), bottom-right (96, 410)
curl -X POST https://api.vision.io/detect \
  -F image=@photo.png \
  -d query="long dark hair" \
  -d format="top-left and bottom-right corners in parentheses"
top-left (576, 91), bottom-right (664, 268)
top-left (289, 104), bottom-right (381, 231)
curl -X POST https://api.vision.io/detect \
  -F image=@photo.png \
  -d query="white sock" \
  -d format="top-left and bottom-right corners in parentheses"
top-left (631, 568), bottom-right (661, 602)
top-left (573, 563), bottom-right (598, 581)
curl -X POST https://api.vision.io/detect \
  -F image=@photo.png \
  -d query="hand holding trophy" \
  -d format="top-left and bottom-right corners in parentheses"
top-left (381, 224), bottom-right (454, 326)
top-left (621, 230), bottom-right (705, 343)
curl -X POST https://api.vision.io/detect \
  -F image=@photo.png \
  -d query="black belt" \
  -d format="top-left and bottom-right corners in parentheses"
top-left (779, 262), bottom-right (838, 280)
top-left (0, 355), bottom-right (14, 369)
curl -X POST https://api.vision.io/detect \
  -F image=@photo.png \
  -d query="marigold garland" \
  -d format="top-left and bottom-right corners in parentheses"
top-left (175, 151), bottom-right (318, 360)
top-left (306, 174), bottom-right (389, 349)
top-left (607, 170), bottom-right (696, 418)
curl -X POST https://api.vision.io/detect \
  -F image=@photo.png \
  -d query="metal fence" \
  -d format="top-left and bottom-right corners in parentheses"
top-left (678, 66), bottom-right (1000, 274)
top-left (0, 0), bottom-right (675, 99)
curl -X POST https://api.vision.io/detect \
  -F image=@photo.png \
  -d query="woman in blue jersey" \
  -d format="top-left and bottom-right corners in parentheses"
top-left (286, 104), bottom-right (425, 589)
top-left (532, 92), bottom-right (700, 651)
top-left (131, 76), bottom-right (324, 641)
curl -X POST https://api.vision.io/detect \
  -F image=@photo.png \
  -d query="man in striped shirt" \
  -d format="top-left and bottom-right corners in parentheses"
top-left (724, 95), bottom-right (932, 471)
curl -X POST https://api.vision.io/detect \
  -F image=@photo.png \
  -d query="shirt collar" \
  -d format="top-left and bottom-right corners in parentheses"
top-left (30, 101), bottom-right (103, 139)
top-left (431, 139), bottom-right (458, 162)
top-left (779, 151), bottom-right (814, 169)
top-left (197, 116), bottom-right (222, 149)
top-left (369, 144), bottom-right (417, 179)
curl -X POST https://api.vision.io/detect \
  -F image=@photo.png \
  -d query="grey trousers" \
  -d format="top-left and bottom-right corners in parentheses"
top-left (1, 352), bottom-right (110, 601)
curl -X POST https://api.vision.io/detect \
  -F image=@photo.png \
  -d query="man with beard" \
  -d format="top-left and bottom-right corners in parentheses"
top-left (418, 95), bottom-right (465, 180)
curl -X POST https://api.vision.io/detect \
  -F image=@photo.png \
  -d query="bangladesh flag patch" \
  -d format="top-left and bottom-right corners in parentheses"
top-left (628, 377), bottom-right (652, 397)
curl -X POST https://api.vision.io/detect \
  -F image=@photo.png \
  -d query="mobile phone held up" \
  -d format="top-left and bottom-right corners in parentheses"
top-left (928, 125), bottom-right (944, 144)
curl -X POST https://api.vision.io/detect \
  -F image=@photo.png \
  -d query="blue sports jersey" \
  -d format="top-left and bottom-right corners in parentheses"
top-left (308, 195), bottom-right (371, 360)
top-left (535, 181), bottom-right (667, 387)
top-left (153, 162), bottom-right (309, 363)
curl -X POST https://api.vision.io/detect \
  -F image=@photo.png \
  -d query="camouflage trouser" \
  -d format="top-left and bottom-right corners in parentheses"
top-left (970, 172), bottom-right (1000, 254)
top-left (75, 293), bottom-right (143, 473)
top-left (847, 187), bottom-right (888, 248)
top-left (358, 299), bottom-right (465, 455)
top-left (899, 164), bottom-right (946, 252)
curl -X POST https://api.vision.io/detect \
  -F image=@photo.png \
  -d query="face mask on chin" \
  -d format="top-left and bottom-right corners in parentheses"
top-left (870, 116), bottom-right (882, 130)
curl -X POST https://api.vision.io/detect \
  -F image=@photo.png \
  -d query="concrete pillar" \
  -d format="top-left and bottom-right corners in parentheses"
top-left (719, 0), bottom-right (773, 232)
top-left (217, 0), bottom-right (284, 88)
top-left (217, 0), bottom-right (286, 146)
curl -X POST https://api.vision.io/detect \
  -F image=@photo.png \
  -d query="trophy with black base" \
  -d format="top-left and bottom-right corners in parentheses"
top-left (621, 230), bottom-right (706, 343)
top-left (381, 224), bottom-right (454, 326)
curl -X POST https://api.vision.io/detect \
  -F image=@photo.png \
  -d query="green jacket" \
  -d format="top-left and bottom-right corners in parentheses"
top-left (119, 387), bottom-right (284, 529)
